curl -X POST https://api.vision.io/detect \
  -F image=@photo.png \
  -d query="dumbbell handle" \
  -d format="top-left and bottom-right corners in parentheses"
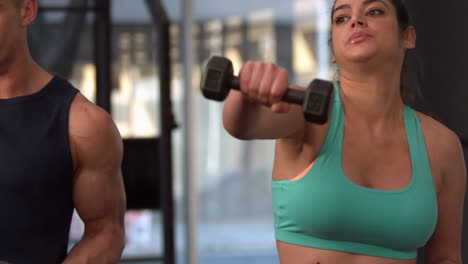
top-left (227, 76), bottom-right (306, 106)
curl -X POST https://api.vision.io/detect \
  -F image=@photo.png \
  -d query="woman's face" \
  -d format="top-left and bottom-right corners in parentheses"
top-left (331, 0), bottom-right (415, 66)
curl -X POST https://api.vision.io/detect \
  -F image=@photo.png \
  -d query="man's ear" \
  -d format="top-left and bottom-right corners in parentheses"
top-left (20, 0), bottom-right (38, 27)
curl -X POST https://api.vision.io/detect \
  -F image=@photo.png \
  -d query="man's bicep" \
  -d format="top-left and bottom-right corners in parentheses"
top-left (73, 167), bottom-right (126, 225)
top-left (70, 99), bottom-right (126, 227)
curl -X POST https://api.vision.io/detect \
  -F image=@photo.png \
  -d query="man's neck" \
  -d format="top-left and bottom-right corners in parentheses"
top-left (0, 50), bottom-right (52, 99)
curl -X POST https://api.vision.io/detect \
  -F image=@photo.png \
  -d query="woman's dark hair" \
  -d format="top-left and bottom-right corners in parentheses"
top-left (330, 0), bottom-right (423, 106)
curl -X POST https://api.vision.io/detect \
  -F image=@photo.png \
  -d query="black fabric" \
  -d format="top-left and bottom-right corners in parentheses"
top-left (0, 76), bottom-right (78, 264)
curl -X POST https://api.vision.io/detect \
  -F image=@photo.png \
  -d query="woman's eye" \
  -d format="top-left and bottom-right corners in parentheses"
top-left (334, 16), bottom-right (349, 24)
top-left (368, 9), bottom-right (384, 16)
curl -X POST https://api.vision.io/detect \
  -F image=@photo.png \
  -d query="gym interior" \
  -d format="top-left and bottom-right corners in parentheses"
top-left (30, 0), bottom-right (468, 263)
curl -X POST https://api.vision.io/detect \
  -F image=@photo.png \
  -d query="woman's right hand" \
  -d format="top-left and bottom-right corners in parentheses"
top-left (223, 60), bottom-right (307, 140)
top-left (239, 61), bottom-right (291, 114)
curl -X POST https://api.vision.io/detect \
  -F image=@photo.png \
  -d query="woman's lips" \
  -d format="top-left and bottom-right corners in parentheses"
top-left (349, 32), bottom-right (371, 44)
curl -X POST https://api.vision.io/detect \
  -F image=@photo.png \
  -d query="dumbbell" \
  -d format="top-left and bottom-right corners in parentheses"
top-left (200, 56), bottom-right (334, 124)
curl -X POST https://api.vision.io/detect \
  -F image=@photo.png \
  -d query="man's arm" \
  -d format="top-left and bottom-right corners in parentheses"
top-left (63, 93), bottom-right (126, 264)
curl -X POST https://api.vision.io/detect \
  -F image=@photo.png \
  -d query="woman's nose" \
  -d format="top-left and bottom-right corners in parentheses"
top-left (351, 16), bottom-right (366, 27)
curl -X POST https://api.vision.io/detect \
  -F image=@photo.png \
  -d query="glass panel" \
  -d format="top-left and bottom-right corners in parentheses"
top-left (111, 0), bottom-right (164, 260)
top-left (32, 6), bottom-right (96, 102)
top-left (112, 0), bottom-right (160, 139)
top-left (191, 0), bottom-right (334, 263)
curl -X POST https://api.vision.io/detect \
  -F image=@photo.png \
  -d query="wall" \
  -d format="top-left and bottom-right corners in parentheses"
top-left (405, 1), bottom-right (468, 263)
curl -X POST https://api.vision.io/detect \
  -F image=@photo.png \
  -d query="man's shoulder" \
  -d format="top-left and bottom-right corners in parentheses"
top-left (69, 93), bottom-right (120, 143)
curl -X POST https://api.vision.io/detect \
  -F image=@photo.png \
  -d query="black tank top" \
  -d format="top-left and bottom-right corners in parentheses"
top-left (0, 76), bottom-right (78, 264)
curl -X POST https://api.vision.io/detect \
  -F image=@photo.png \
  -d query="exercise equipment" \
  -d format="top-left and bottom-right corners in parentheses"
top-left (200, 56), bottom-right (334, 124)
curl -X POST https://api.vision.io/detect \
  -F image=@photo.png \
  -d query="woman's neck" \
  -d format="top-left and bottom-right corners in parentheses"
top-left (338, 66), bottom-right (405, 132)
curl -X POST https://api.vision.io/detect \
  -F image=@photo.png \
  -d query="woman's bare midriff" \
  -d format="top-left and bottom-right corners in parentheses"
top-left (276, 241), bottom-right (417, 264)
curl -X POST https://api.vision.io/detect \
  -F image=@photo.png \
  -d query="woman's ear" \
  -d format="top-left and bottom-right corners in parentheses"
top-left (404, 26), bottom-right (416, 50)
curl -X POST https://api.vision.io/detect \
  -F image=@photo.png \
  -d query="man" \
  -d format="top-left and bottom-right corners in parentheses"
top-left (0, 0), bottom-right (126, 263)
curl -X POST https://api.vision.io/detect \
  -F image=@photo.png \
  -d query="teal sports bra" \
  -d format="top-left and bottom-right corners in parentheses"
top-left (271, 84), bottom-right (438, 260)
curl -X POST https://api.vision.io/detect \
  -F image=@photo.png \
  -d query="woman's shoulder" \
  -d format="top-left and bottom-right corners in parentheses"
top-left (414, 111), bottom-right (459, 143)
top-left (414, 110), bottom-right (462, 164)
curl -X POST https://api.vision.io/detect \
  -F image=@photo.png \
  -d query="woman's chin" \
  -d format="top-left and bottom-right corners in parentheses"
top-left (343, 52), bottom-right (377, 64)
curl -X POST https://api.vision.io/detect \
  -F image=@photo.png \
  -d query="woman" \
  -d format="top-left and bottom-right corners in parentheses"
top-left (222, 0), bottom-right (466, 263)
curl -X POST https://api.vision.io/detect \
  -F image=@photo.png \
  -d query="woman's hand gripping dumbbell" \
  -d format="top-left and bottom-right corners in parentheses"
top-left (200, 56), bottom-right (333, 124)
